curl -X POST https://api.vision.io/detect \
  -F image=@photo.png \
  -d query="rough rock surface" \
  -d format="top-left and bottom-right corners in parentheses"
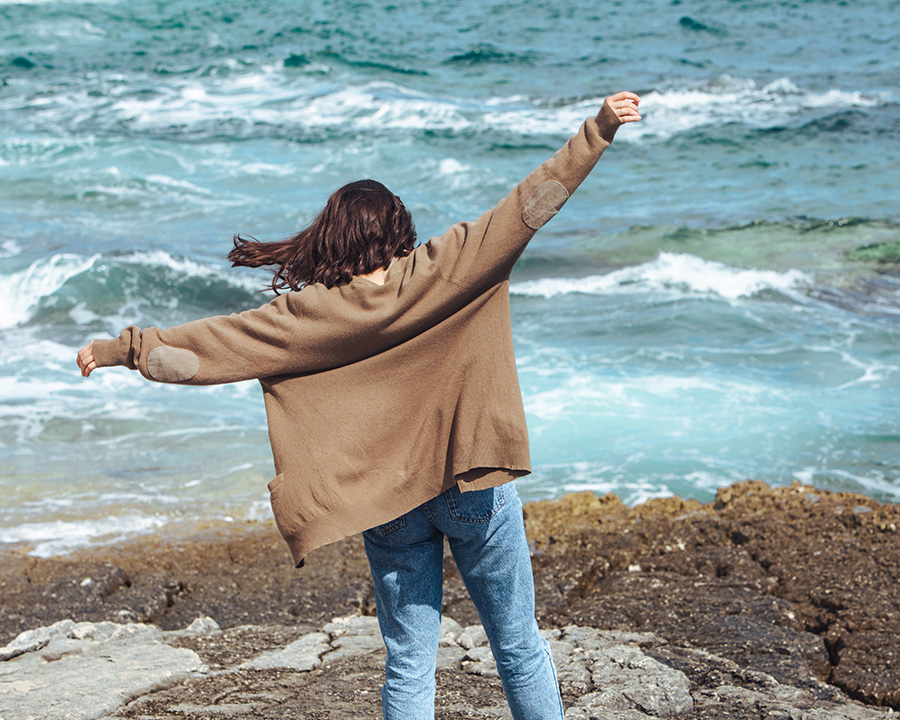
top-left (1, 480), bottom-right (898, 718)
top-left (0, 619), bottom-right (207, 720)
top-left (523, 480), bottom-right (900, 709)
top-left (1, 614), bottom-right (892, 720)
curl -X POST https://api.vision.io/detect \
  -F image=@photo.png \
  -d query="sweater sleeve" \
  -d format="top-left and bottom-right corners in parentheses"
top-left (92, 294), bottom-right (304, 385)
top-left (423, 99), bottom-right (623, 288)
top-left (91, 279), bottom-right (433, 384)
top-left (91, 102), bottom-right (626, 385)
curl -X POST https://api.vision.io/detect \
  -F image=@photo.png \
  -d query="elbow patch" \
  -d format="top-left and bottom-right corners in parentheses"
top-left (147, 346), bottom-right (200, 383)
top-left (522, 180), bottom-right (569, 230)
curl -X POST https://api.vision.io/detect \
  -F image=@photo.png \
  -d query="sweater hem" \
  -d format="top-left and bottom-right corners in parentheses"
top-left (274, 445), bottom-right (531, 567)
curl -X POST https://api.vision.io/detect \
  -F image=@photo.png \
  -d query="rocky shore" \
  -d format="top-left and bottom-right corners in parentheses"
top-left (1, 480), bottom-right (898, 719)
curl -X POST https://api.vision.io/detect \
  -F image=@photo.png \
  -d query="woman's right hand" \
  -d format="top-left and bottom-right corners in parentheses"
top-left (77, 341), bottom-right (97, 378)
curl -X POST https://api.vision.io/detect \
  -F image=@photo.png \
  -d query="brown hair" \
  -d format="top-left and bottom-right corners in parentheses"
top-left (228, 179), bottom-right (416, 292)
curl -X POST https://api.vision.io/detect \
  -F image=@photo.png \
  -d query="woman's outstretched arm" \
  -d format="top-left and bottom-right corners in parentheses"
top-left (421, 91), bottom-right (642, 289)
top-left (76, 92), bottom-right (642, 383)
top-left (74, 293), bottom-right (307, 385)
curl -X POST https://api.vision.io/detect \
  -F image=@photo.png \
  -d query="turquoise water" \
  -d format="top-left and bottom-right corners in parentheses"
top-left (1, 0), bottom-right (898, 556)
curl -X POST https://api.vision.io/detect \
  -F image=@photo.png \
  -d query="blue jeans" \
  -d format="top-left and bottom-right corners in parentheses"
top-left (362, 483), bottom-right (564, 720)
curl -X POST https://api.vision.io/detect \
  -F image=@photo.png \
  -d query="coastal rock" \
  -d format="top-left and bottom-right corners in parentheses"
top-left (524, 480), bottom-right (900, 710)
top-left (1, 480), bottom-right (898, 715)
top-left (439, 615), bottom-right (465, 645)
top-left (0, 619), bottom-right (206, 720)
top-left (3, 614), bottom-right (891, 720)
top-left (240, 631), bottom-right (331, 671)
top-left (462, 644), bottom-right (498, 676)
top-left (570, 645), bottom-right (692, 717)
top-left (0, 531), bottom-right (373, 643)
top-left (322, 614), bottom-right (385, 664)
top-left (694, 684), bottom-right (895, 720)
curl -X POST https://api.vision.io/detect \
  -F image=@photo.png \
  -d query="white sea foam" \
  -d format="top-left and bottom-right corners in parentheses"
top-left (482, 97), bottom-right (605, 136)
top-left (0, 136), bottom-right (98, 169)
top-left (273, 75), bottom-right (879, 138)
top-left (30, 18), bottom-right (105, 40)
top-left (144, 174), bottom-right (214, 196)
top-left (630, 75), bottom-right (880, 140)
top-left (0, 240), bottom-right (21, 258)
top-left (5, 67), bottom-right (882, 143)
top-left (523, 371), bottom-right (773, 426)
top-left (794, 468), bottom-right (900, 501)
top-left (291, 84), bottom-right (470, 131)
top-left (0, 377), bottom-right (76, 407)
top-left (430, 156), bottom-right (490, 192)
top-left (235, 161), bottom-right (296, 177)
top-left (0, 249), bottom-right (265, 329)
top-left (0, 514), bottom-right (168, 558)
top-left (106, 68), bottom-right (307, 133)
top-left (516, 460), bottom-right (739, 507)
top-left (116, 249), bottom-right (264, 293)
top-left (511, 253), bottom-right (812, 301)
top-left (0, 253), bottom-right (98, 329)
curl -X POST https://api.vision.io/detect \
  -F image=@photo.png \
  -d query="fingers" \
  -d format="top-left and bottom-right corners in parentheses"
top-left (608, 90), bottom-right (642, 105)
top-left (81, 359), bottom-right (97, 378)
top-left (605, 91), bottom-right (642, 124)
top-left (77, 341), bottom-right (97, 378)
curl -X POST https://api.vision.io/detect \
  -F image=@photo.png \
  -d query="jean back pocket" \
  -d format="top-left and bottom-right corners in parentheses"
top-left (444, 485), bottom-right (505, 523)
top-left (371, 514), bottom-right (407, 537)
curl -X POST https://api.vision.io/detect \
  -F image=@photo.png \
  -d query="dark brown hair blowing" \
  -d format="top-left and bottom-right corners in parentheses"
top-left (228, 180), bottom-right (417, 292)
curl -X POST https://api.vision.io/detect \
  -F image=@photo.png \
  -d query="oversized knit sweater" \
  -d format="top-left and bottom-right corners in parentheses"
top-left (93, 101), bottom-right (624, 567)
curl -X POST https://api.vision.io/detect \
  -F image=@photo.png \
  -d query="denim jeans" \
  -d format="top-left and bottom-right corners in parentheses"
top-left (362, 483), bottom-right (565, 720)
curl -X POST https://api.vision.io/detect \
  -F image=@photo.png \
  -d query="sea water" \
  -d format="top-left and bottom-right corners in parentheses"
top-left (1, 0), bottom-right (898, 556)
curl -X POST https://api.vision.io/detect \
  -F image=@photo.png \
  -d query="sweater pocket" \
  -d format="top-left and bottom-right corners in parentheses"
top-left (267, 474), bottom-right (297, 538)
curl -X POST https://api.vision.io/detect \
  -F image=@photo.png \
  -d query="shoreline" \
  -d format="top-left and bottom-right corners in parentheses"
top-left (2, 479), bottom-right (899, 716)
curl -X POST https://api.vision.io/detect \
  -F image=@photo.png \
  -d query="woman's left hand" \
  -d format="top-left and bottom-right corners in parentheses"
top-left (597, 91), bottom-right (642, 143)
top-left (605, 91), bottom-right (642, 124)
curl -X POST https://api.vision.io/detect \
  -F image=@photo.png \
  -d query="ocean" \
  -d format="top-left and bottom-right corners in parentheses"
top-left (1, 0), bottom-right (898, 557)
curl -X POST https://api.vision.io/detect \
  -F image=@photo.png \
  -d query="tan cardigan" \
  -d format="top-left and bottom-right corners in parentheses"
top-left (93, 101), bottom-right (624, 567)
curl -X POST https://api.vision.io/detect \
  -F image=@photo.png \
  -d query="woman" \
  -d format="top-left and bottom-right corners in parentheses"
top-left (78, 91), bottom-right (641, 719)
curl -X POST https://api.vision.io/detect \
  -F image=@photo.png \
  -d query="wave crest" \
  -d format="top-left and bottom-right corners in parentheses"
top-left (512, 252), bottom-right (813, 301)
top-left (2, 67), bottom-right (886, 143)
top-left (0, 250), bottom-right (264, 330)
